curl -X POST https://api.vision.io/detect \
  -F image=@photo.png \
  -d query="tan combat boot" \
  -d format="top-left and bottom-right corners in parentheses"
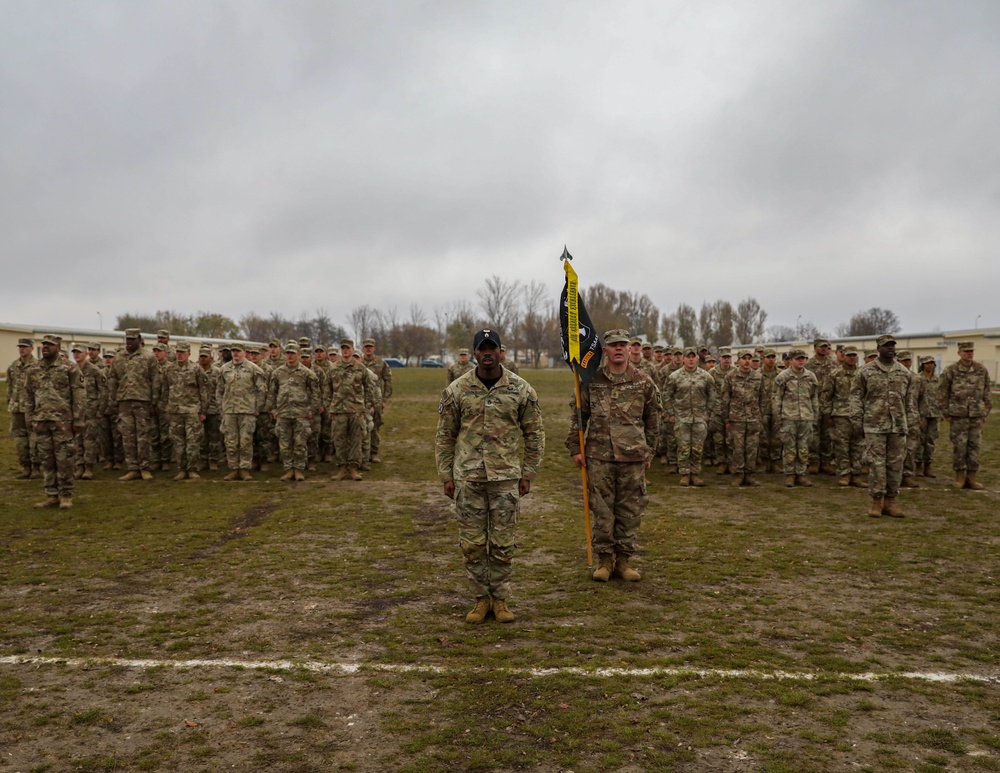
top-left (73, 465), bottom-right (84, 480)
top-left (614, 557), bottom-right (641, 582)
top-left (690, 474), bottom-right (705, 487)
top-left (140, 470), bottom-right (153, 481)
top-left (208, 461), bottom-right (219, 471)
top-left (173, 471), bottom-right (188, 481)
top-left (820, 463), bottom-right (837, 476)
top-left (102, 461), bottom-right (114, 471)
top-left (837, 475), bottom-right (851, 486)
top-left (349, 467), bottom-right (363, 481)
top-left (807, 463), bottom-right (820, 475)
top-left (239, 469), bottom-right (253, 481)
top-left (953, 470), bottom-right (967, 489)
top-left (187, 471), bottom-right (201, 480)
top-left (360, 461), bottom-right (371, 472)
top-left (332, 467), bottom-right (349, 481)
top-left (34, 495), bottom-right (59, 509)
top-left (81, 465), bottom-right (94, 480)
top-left (868, 496), bottom-right (883, 517)
top-left (294, 469), bottom-right (305, 481)
top-left (965, 472), bottom-right (985, 490)
top-left (118, 470), bottom-right (141, 481)
top-left (492, 599), bottom-right (515, 623)
top-left (744, 474), bottom-right (760, 487)
top-left (58, 496), bottom-right (73, 510)
top-left (923, 463), bottom-right (936, 478)
top-left (280, 470), bottom-right (295, 482)
top-left (465, 597), bottom-right (491, 624)
top-left (784, 475), bottom-right (795, 488)
top-left (16, 465), bottom-right (32, 479)
top-left (731, 473), bottom-right (743, 487)
top-left (370, 453), bottom-right (381, 463)
top-left (901, 475), bottom-right (920, 488)
top-left (850, 475), bottom-right (867, 488)
top-left (796, 475), bottom-right (813, 487)
top-left (223, 471), bottom-right (239, 481)
top-left (592, 554), bottom-right (614, 582)
top-left (716, 463), bottom-right (727, 475)
top-left (678, 474), bottom-right (690, 487)
top-left (882, 497), bottom-right (905, 518)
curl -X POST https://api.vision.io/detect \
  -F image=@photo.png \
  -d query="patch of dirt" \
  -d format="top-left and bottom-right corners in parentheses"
top-left (191, 500), bottom-right (279, 558)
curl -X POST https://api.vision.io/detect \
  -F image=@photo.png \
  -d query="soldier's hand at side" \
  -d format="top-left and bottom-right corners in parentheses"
top-left (199, 414), bottom-right (206, 422)
top-left (443, 481), bottom-right (455, 499)
top-left (306, 411), bottom-right (313, 420)
top-left (518, 478), bottom-right (531, 497)
top-left (572, 453), bottom-right (585, 468)
top-left (644, 460), bottom-right (651, 471)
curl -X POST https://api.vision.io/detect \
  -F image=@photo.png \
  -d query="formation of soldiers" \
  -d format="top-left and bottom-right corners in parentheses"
top-left (7, 329), bottom-right (393, 508)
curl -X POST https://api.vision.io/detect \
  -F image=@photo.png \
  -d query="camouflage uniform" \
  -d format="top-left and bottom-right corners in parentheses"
top-left (312, 354), bottom-right (336, 462)
top-left (773, 365), bottom-right (819, 476)
top-left (108, 343), bottom-right (162, 472)
top-left (820, 359), bottom-right (864, 481)
top-left (24, 350), bottom-right (84, 500)
top-left (73, 356), bottom-right (109, 469)
top-left (758, 358), bottom-right (781, 472)
top-left (163, 355), bottom-right (209, 473)
top-left (269, 360), bottom-right (320, 473)
top-left (363, 346), bottom-right (393, 459)
top-left (656, 356), bottom-right (682, 467)
top-left (198, 356), bottom-right (223, 468)
top-left (566, 362), bottom-right (659, 566)
top-left (436, 367), bottom-right (544, 602)
top-left (710, 358), bottom-right (734, 469)
top-left (359, 363), bottom-right (382, 469)
top-left (7, 344), bottom-right (38, 473)
top-left (446, 355), bottom-right (474, 384)
top-left (939, 352), bottom-right (992, 476)
top-left (663, 364), bottom-right (717, 477)
top-left (721, 365), bottom-right (768, 479)
top-left (915, 362), bottom-right (942, 471)
top-left (217, 356), bottom-right (266, 471)
top-left (805, 350), bottom-right (836, 470)
top-left (850, 357), bottom-right (914, 500)
top-left (328, 357), bottom-right (371, 472)
top-left (150, 353), bottom-right (172, 468)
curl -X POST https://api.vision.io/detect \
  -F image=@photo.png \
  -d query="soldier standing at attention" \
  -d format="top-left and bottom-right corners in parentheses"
top-left (216, 343), bottom-right (266, 481)
top-left (7, 337), bottom-right (38, 479)
top-left (70, 343), bottom-right (108, 480)
top-left (329, 338), bottom-right (370, 481)
top-left (269, 342), bottom-right (319, 481)
top-left (24, 335), bottom-right (83, 509)
top-left (567, 329), bottom-right (659, 582)
top-left (939, 341), bottom-right (992, 490)
top-left (150, 342), bottom-right (172, 471)
top-left (499, 345), bottom-right (520, 375)
top-left (851, 334), bottom-right (914, 517)
top-left (759, 348), bottom-right (782, 473)
top-left (436, 329), bottom-right (544, 623)
top-left (108, 329), bottom-right (161, 481)
top-left (915, 356), bottom-right (942, 478)
top-left (805, 338), bottom-right (837, 474)
top-left (198, 346), bottom-right (223, 471)
top-left (711, 348), bottom-right (734, 474)
top-left (821, 345), bottom-right (866, 487)
top-left (721, 350), bottom-right (768, 487)
top-left (163, 342), bottom-right (209, 480)
top-left (774, 348), bottom-right (819, 487)
top-left (895, 351), bottom-right (922, 489)
top-left (663, 346), bottom-right (717, 487)
top-left (447, 349), bottom-right (474, 383)
top-left (362, 338), bottom-right (393, 462)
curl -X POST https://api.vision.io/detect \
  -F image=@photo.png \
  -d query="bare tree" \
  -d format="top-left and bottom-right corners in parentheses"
top-left (445, 301), bottom-right (484, 356)
top-left (675, 304), bottom-right (698, 346)
top-left (836, 307), bottom-right (901, 337)
top-left (766, 324), bottom-right (797, 342)
top-left (734, 297), bottom-right (768, 343)
top-left (476, 275), bottom-right (521, 340)
top-left (660, 313), bottom-right (678, 345)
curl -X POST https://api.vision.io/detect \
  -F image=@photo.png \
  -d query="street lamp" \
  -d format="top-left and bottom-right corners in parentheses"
top-left (97, 311), bottom-right (103, 330)
top-left (975, 314), bottom-right (981, 329)
top-left (796, 315), bottom-right (802, 338)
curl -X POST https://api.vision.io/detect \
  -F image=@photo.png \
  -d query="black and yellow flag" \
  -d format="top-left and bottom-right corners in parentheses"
top-left (559, 247), bottom-right (602, 383)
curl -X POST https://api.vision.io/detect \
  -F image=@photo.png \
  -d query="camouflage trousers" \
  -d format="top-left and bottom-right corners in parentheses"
top-left (34, 419), bottom-right (74, 497)
top-left (95, 413), bottom-right (114, 462)
top-left (780, 419), bottom-right (813, 475)
top-left (455, 479), bottom-right (520, 600)
top-left (361, 413), bottom-right (375, 463)
top-left (760, 415), bottom-right (780, 468)
top-left (903, 423), bottom-right (920, 477)
top-left (150, 409), bottom-right (172, 465)
top-left (201, 414), bottom-right (222, 465)
top-left (711, 418), bottom-right (730, 467)
top-left (657, 412), bottom-right (677, 464)
top-left (169, 413), bottom-right (204, 472)
top-left (915, 417), bottom-right (939, 466)
top-left (254, 412), bottom-right (275, 463)
top-left (73, 412), bottom-right (102, 466)
top-left (864, 432), bottom-right (906, 497)
top-left (9, 411), bottom-right (37, 468)
top-left (370, 406), bottom-right (383, 455)
top-left (830, 417), bottom-right (864, 477)
top-left (727, 421), bottom-right (761, 475)
top-left (307, 413), bottom-right (321, 463)
top-left (586, 458), bottom-right (647, 559)
top-left (809, 416), bottom-right (834, 467)
top-left (331, 412), bottom-right (365, 468)
top-left (673, 420), bottom-right (708, 475)
top-left (948, 417), bottom-right (985, 472)
top-left (275, 416), bottom-right (310, 471)
top-left (117, 400), bottom-right (153, 472)
top-left (222, 413), bottom-right (257, 470)
top-left (320, 412), bottom-right (333, 459)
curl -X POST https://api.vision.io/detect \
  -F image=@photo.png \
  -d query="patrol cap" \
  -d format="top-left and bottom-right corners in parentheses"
top-left (919, 355), bottom-right (936, 365)
top-left (736, 349), bottom-right (752, 359)
top-left (151, 342), bottom-right (167, 352)
top-left (673, 347), bottom-right (684, 356)
top-left (653, 345), bottom-right (664, 353)
top-left (362, 338), bottom-right (376, 347)
top-left (41, 334), bottom-right (59, 346)
top-left (683, 346), bottom-right (697, 356)
top-left (864, 349), bottom-right (878, 358)
top-left (762, 347), bottom-right (777, 357)
top-left (603, 329), bottom-right (631, 345)
top-left (499, 345), bottom-right (507, 352)
top-left (157, 329), bottom-right (170, 338)
top-left (314, 344), bottom-right (326, 353)
top-left (284, 342), bottom-right (300, 353)
top-left (199, 346), bottom-right (213, 356)
top-left (88, 342), bottom-right (102, 350)
top-left (641, 342), bottom-right (652, 350)
top-left (103, 349), bottom-right (116, 358)
top-left (219, 343), bottom-right (232, 351)
top-left (706, 355), bottom-right (717, 364)
top-left (835, 344), bottom-right (844, 352)
top-left (876, 334), bottom-right (897, 347)
top-left (897, 350), bottom-right (913, 361)
top-left (124, 328), bottom-right (141, 339)
top-left (751, 354), bottom-right (761, 362)
top-left (842, 345), bottom-right (858, 355)
top-left (473, 329), bottom-right (502, 349)
top-left (300, 348), bottom-right (312, 357)
top-left (175, 341), bottom-right (191, 353)
top-left (698, 344), bottom-right (709, 352)
top-left (340, 338), bottom-right (355, 348)
top-left (70, 342), bottom-right (86, 353)
top-left (957, 341), bottom-right (974, 352)
top-left (229, 342), bottom-right (245, 352)
top-left (719, 347), bottom-right (732, 357)
top-left (814, 338), bottom-right (831, 348)
top-left (269, 338), bottom-right (281, 347)
top-left (17, 337), bottom-right (33, 347)
top-left (246, 345), bottom-right (260, 355)
top-left (789, 348), bottom-right (808, 359)
top-left (298, 337), bottom-right (311, 347)
top-left (629, 336), bottom-right (642, 345)
top-left (457, 347), bottom-right (469, 355)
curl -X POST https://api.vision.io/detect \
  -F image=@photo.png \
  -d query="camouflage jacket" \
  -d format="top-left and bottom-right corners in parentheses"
top-left (850, 359), bottom-right (915, 435)
top-left (805, 355), bottom-right (836, 387)
top-left (566, 363), bottom-right (660, 462)
top-left (916, 372), bottom-right (942, 419)
top-left (503, 360), bottom-right (520, 375)
top-left (24, 358), bottom-right (84, 425)
top-left (268, 363), bottom-right (320, 418)
top-left (108, 349), bottom-right (161, 403)
top-left (773, 368), bottom-right (819, 421)
top-left (663, 366), bottom-right (717, 423)
top-left (436, 368), bottom-right (544, 483)
top-left (939, 360), bottom-right (992, 418)
top-left (153, 360), bottom-right (170, 412)
top-left (721, 368), bottom-right (768, 424)
top-left (199, 364), bottom-right (221, 414)
top-left (216, 360), bottom-right (266, 415)
top-left (819, 364), bottom-right (860, 418)
top-left (310, 359), bottom-right (335, 407)
top-left (328, 359), bottom-right (370, 414)
top-left (77, 359), bottom-right (109, 417)
top-left (363, 354), bottom-right (393, 400)
top-left (363, 366), bottom-right (382, 411)
top-left (446, 360), bottom-right (475, 384)
top-left (261, 355), bottom-right (284, 375)
top-left (163, 360), bottom-right (210, 415)
top-left (759, 365), bottom-right (780, 412)
top-left (6, 354), bottom-right (37, 413)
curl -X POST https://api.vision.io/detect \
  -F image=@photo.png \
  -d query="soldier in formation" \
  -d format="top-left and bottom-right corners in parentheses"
top-left (217, 343), bottom-right (266, 481)
top-left (446, 349), bottom-right (474, 383)
top-left (773, 349), bottom-right (819, 487)
top-left (108, 329), bottom-right (161, 481)
top-left (721, 350), bottom-right (767, 486)
top-left (939, 341), bottom-right (992, 490)
top-left (662, 346), bottom-right (716, 486)
top-left (8, 337), bottom-right (39, 479)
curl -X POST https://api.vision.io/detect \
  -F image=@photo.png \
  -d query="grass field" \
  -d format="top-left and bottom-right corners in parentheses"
top-left (1, 369), bottom-right (998, 772)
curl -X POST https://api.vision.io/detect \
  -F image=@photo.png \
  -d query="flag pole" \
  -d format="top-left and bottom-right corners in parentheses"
top-left (573, 368), bottom-right (594, 568)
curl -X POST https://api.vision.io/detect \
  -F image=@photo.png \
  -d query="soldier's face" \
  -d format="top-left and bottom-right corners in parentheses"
top-left (959, 349), bottom-right (974, 362)
top-left (922, 362), bottom-right (935, 373)
top-left (125, 338), bottom-right (140, 353)
top-left (475, 342), bottom-right (499, 367)
top-left (721, 356), bottom-right (732, 367)
top-left (17, 344), bottom-right (31, 358)
top-left (269, 345), bottom-right (280, 356)
top-left (816, 345), bottom-right (830, 357)
top-left (845, 353), bottom-right (858, 366)
top-left (103, 356), bottom-right (114, 366)
top-left (682, 353), bottom-right (698, 370)
top-left (605, 342), bottom-right (628, 365)
top-left (763, 355), bottom-right (776, 368)
top-left (738, 355), bottom-right (751, 372)
top-left (342, 345), bottom-right (355, 360)
top-left (232, 350), bottom-right (246, 363)
top-left (41, 342), bottom-right (58, 360)
top-left (877, 342), bottom-right (896, 361)
top-left (458, 353), bottom-right (468, 363)
top-left (73, 350), bottom-right (86, 364)
top-left (154, 350), bottom-right (167, 363)
top-left (791, 355), bottom-right (807, 371)
top-left (286, 352), bottom-right (299, 366)
top-left (177, 351), bottom-right (190, 363)
top-left (315, 350), bottom-right (327, 363)
top-left (363, 344), bottom-right (375, 356)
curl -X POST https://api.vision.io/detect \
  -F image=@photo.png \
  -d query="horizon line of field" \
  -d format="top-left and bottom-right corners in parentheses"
top-left (1, 655), bottom-right (997, 685)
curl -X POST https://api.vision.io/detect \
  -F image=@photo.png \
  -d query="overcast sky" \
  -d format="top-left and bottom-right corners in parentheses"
top-left (2, 0), bottom-right (998, 339)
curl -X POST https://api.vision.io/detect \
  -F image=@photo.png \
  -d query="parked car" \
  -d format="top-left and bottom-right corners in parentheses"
top-left (383, 357), bottom-right (407, 368)
top-left (420, 359), bottom-right (445, 368)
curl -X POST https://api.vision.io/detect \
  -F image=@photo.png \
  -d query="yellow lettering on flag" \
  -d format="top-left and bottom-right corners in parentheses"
top-left (564, 259), bottom-right (580, 364)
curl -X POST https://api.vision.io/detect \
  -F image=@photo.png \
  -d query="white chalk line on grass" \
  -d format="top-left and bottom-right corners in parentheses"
top-left (1, 655), bottom-right (998, 685)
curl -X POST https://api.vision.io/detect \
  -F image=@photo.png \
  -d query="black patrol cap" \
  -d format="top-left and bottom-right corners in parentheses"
top-left (473, 329), bottom-right (502, 350)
